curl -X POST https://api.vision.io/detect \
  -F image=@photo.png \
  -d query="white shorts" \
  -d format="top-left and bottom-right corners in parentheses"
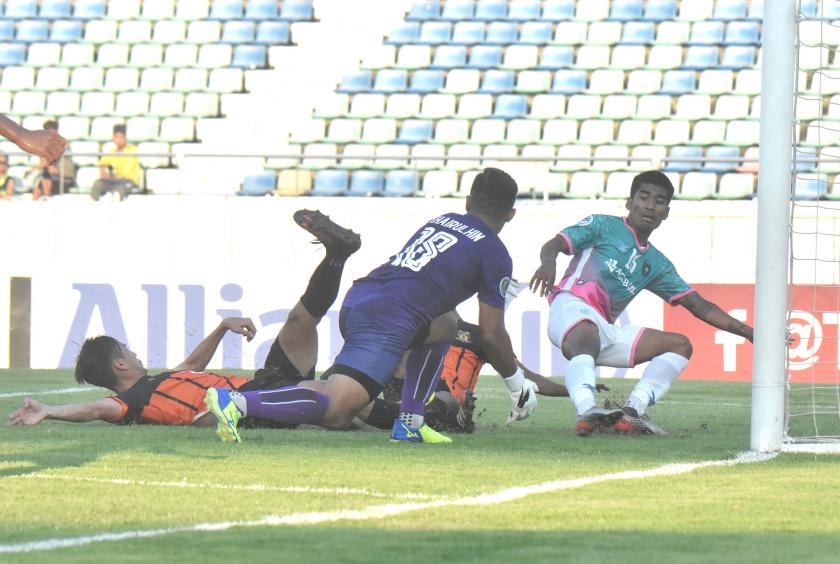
top-left (547, 292), bottom-right (645, 368)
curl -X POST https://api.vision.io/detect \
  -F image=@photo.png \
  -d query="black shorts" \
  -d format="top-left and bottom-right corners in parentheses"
top-left (236, 339), bottom-right (314, 429)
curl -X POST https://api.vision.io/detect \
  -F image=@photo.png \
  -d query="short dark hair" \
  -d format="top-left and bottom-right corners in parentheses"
top-left (630, 171), bottom-right (675, 202)
top-left (469, 167), bottom-right (518, 220)
top-left (43, 120), bottom-right (58, 131)
top-left (75, 336), bottom-right (123, 390)
top-left (113, 124), bottom-right (127, 136)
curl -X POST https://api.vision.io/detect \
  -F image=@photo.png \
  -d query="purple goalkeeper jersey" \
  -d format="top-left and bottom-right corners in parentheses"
top-left (343, 212), bottom-right (513, 330)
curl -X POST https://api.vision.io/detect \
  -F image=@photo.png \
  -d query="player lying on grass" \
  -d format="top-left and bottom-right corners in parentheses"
top-left (206, 168), bottom-right (539, 445)
top-left (530, 170), bottom-right (754, 436)
top-left (8, 210), bottom-right (364, 428)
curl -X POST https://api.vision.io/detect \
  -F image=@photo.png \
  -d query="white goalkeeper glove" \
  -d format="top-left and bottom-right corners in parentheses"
top-left (503, 368), bottom-right (538, 426)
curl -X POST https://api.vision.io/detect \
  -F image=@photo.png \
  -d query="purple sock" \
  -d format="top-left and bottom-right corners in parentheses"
top-left (240, 386), bottom-right (329, 426)
top-left (400, 341), bottom-right (449, 419)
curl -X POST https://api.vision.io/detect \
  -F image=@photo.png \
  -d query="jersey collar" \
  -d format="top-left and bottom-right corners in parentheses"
top-left (623, 217), bottom-right (650, 252)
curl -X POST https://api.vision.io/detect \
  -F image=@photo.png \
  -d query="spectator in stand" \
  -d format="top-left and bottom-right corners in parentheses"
top-left (31, 120), bottom-right (76, 200)
top-left (92, 124), bottom-right (141, 201)
top-left (0, 154), bottom-right (16, 200)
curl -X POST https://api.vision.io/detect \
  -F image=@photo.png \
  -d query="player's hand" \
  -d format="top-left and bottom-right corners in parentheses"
top-left (222, 317), bottom-right (257, 342)
top-left (507, 379), bottom-right (538, 426)
top-left (529, 261), bottom-right (556, 298)
top-left (14, 128), bottom-right (66, 164)
top-left (8, 398), bottom-right (49, 426)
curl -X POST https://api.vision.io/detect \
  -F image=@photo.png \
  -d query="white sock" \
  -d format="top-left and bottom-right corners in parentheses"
top-left (230, 391), bottom-right (247, 416)
top-left (628, 352), bottom-right (689, 415)
top-left (399, 412), bottom-right (424, 429)
top-left (565, 354), bottom-right (597, 415)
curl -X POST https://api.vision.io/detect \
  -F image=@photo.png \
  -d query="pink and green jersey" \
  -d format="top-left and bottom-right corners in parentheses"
top-left (549, 214), bottom-right (695, 323)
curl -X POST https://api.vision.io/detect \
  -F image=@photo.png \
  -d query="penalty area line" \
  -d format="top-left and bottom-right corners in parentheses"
top-left (0, 451), bottom-right (776, 554)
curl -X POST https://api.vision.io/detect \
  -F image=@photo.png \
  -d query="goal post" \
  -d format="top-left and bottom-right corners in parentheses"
top-left (751, 0), bottom-right (796, 453)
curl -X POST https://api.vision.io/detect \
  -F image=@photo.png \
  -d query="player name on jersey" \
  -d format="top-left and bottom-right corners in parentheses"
top-left (430, 215), bottom-right (486, 242)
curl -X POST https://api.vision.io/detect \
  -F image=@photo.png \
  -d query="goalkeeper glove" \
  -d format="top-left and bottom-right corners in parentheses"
top-left (503, 368), bottom-right (538, 426)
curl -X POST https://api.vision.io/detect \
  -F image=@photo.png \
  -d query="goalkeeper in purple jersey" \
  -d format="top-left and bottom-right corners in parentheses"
top-left (207, 168), bottom-right (537, 444)
top-left (530, 171), bottom-right (754, 436)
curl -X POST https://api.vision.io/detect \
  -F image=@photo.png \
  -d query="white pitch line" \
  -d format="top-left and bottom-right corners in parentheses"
top-left (0, 451), bottom-right (776, 555)
top-left (0, 387), bottom-right (97, 399)
top-left (18, 474), bottom-right (445, 501)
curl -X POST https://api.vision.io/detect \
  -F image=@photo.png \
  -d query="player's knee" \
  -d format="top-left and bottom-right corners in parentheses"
top-left (671, 334), bottom-right (693, 359)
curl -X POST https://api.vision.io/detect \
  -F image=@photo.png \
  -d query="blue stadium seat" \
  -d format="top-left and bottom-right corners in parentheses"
top-left (492, 94), bottom-right (528, 119)
top-left (724, 22), bottom-right (760, 45)
top-left (474, 0), bottom-right (507, 20)
top-left (704, 146), bottom-right (741, 173)
top-left (621, 22), bottom-right (655, 44)
top-left (609, 0), bottom-right (643, 20)
top-left (373, 69), bottom-right (408, 93)
top-left (747, 0), bottom-right (764, 20)
top-left (720, 46), bottom-right (755, 68)
top-left (231, 45), bottom-right (266, 68)
top-left (16, 20), bottom-right (49, 42)
top-left (210, 0), bottom-right (244, 19)
top-left (430, 45), bottom-right (467, 69)
top-left (0, 22), bottom-right (13, 41)
top-left (485, 22), bottom-right (517, 44)
top-left (40, 0), bottom-right (72, 18)
top-left (0, 43), bottom-right (27, 66)
top-left (222, 21), bottom-right (256, 43)
top-left (406, 0), bottom-right (441, 21)
top-left (467, 45), bottom-right (502, 69)
top-left (661, 70), bottom-right (696, 94)
top-left (683, 46), bottom-right (719, 69)
top-left (396, 119), bottom-right (433, 143)
top-left (348, 170), bottom-right (384, 196)
top-left (256, 21), bottom-right (290, 44)
top-left (383, 170), bottom-right (419, 196)
top-left (800, 0), bottom-right (818, 18)
top-left (50, 19), bottom-right (83, 42)
top-left (538, 46), bottom-right (574, 69)
top-left (419, 21), bottom-right (452, 44)
top-left (795, 174), bottom-right (829, 200)
top-left (664, 146), bottom-right (703, 172)
top-left (451, 21), bottom-right (485, 44)
top-left (238, 172), bottom-right (276, 196)
top-left (280, 0), bottom-right (313, 19)
top-left (508, 0), bottom-right (541, 20)
top-left (479, 69), bottom-right (515, 93)
top-left (386, 23), bottom-right (421, 45)
top-left (795, 147), bottom-right (818, 172)
top-left (712, 0), bottom-right (747, 20)
top-left (542, 0), bottom-right (574, 20)
top-left (441, 0), bottom-right (475, 20)
top-left (688, 21), bottom-right (724, 45)
top-left (73, 0), bottom-right (106, 18)
top-left (518, 22), bottom-right (552, 45)
top-left (337, 70), bottom-right (372, 93)
top-left (643, 0), bottom-right (677, 20)
top-left (407, 69), bottom-right (444, 93)
top-left (5, 0), bottom-right (37, 18)
top-left (245, 0), bottom-right (277, 19)
top-left (552, 70), bottom-right (587, 94)
top-left (311, 170), bottom-right (348, 196)
top-left (824, 2), bottom-right (840, 18)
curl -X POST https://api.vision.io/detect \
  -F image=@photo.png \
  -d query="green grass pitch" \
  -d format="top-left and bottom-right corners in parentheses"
top-left (2, 369), bottom-right (840, 563)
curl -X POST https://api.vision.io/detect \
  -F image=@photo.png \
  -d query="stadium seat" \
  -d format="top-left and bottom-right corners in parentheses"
top-left (566, 95), bottom-right (602, 119)
top-left (67, 139), bottom-right (98, 164)
top-left (466, 45), bottom-right (502, 69)
top-left (554, 144), bottom-right (592, 172)
top-left (724, 120), bottom-right (760, 146)
top-left (724, 21), bottom-right (760, 45)
top-left (0, 22), bottom-right (13, 42)
top-left (386, 22), bottom-right (419, 45)
top-left (231, 45), bottom-right (265, 69)
top-left (502, 45), bottom-right (538, 70)
top-left (35, 66), bottom-right (70, 91)
top-left (589, 69), bottom-right (624, 94)
top-left (677, 172), bottom-right (717, 200)
top-left (567, 171), bottom-right (604, 198)
top-left (551, 70), bottom-right (587, 94)
top-left (187, 21), bottom-right (221, 43)
top-left (348, 170), bottom-right (384, 196)
top-left (396, 119), bottom-right (433, 144)
top-left (475, 0), bottom-right (507, 20)
top-left (280, 0), bottom-right (313, 20)
top-left (149, 91), bottom-right (184, 117)
top-left (661, 70), bottom-right (696, 94)
top-left (538, 46), bottom-right (574, 69)
top-left (721, 46), bottom-right (756, 68)
top-left (492, 94), bottom-right (528, 119)
top-left (592, 145), bottom-right (630, 171)
top-left (542, 0), bottom-right (575, 21)
top-left (383, 170), bottom-right (419, 196)
top-left (245, 0), bottom-right (277, 19)
top-left (338, 144), bottom-right (374, 170)
top-left (431, 45), bottom-right (467, 69)
top-left (104, 67), bottom-right (140, 91)
top-left (602, 94), bottom-right (637, 119)
top-left (70, 67), bottom-right (104, 92)
top-left (140, 67), bottom-right (174, 92)
top-left (630, 145), bottom-right (666, 170)
top-left (678, 0), bottom-right (713, 21)
top-left (654, 120), bottom-right (690, 145)
top-left (636, 95), bottom-right (670, 119)
top-left (5, 0), bottom-right (37, 18)
top-left (552, 21), bottom-right (587, 45)
top-left (174, 68), bottom-right (207, 92)
top-left (159, 117), bottom-right (194, 142)
top-left (626, 69), bottom-right (662, 94)
top-left (153, 20), bottom-right (186, 43)
top-left (1, 66), bottom-right (34, 90)
top-left (130, 44), bottom-right (164, 67)
top-left (85, 20), bottom-right (117, 44)
top-left (515, 70), bottom-right (551, 93)
top-left (441, 69), bottom-right (478, 94)
top-left (0, 43), bottom-right (27, 66)
top-left (40, 0), bottom-right (72, 17)
top-left (579, 119), bottom-right (615, 145)
top-left (683, 46), bottom-right (719, 69)
top-left (802, 122), bottom-right (840, 147)
top-left (456, 93), bottom-right (492, 119)
top-left (611, 46), bottom-right (646, 70)
top-left (690, 120), bottom-right (726, 145)
top-left (479, 69), bottom-right (515, 93)
top-left (717, 173), bottom-right (755, 199)
top-left (518, 22), bottom-right (552, 44)
top-left (712, 0), bottom-right (746, 20)
top-left (360, 45), bottom-right (396, 70)
top-left (384, 93), bottom-right (420, 118)
top-left (74, 0), bottom-right (107, 18)
top-left (433, 119), bottom-right (469, 144)
top-left (119, 20), bottom-right (152, 43)
top-left (712, 94), bottom-right (750, 120)
top-left (697, 69), bottom-right (734, 95)
top-left (141, 0), bottom-right (175, 20)
top-left (446, 144), bottom-right (481, 171)
top-left (818, 147), bottom-right (840, 173)
top-left (576, 0), bottom-right (609, 21)
top-left (16, 20), bottom-right (49, 43)
top-left (361, 118), bottom-right (397, 144)
top-left (326, 119), bottom-right (362, 144)
top-left (97, 43), bottom-right (130, 67)
top-left (616, 119), bottom-right (653, 144)
top-left (621, 22), bottom-right (655, 44)
top-left (587, 21), bottom-right (622, 46)
top-left (508, 0), bottom-right (541, 20)
top-left (124, 116), bottom-right (158, 142)
top-left (207, 68), bottom-right (240, 92)
top-left (221, 20), bottom-right (255, 43)
top-left (372, 144), bottom-right (409, 169)
top-left (675, 94), bottom-right (711, 119)
top-left (115, 92), bottom-right (149, 117)
top-left (349, 94), bottom-right (385, 118)
top-left (542, 119), bottom-right (578, 145)
top-left (108, 0), bottom-right (141, 19)
top-left (411, 143), bottom-right (445, 170)
top-left (165, 44), bottom-right (199, 67)
top-left (11, 90), bottom-right (44, 115)
top-left (373, 69), bottom-right (408, 93)
top-left (574, 46), bottom-right (610, 70)
top-left (504, 119), bottom-right (540, 145)
top-left (210, 0), bottom-right (242, 19)
top-left (654, 21), bottom-right (689, 45)
top-left (451, 21), bottom-right (485, 44)
top-left (396, 45), bottom-right (431, 69)
top-left (799, 45), bottom-right (829, 72)
top-left (406, 0), bottom-right (440, 20)
top-left (485, 21), bottom-right (518, 44)
top-left (301, 143), bottom-right (338, 169)
top-left (644, 0), bottom-right (677, 20)
top-left (646, 45), bottom-right (682, 69)
top-left (688, 21), bottom-right (724, 45)
top-left (664, 145), bottom-right (703, 172)
top-left (530, 94), bottom-right (565, 119)
top-left (311, 169), bottom-right (348, 196)
top-left (441, 0), bottom-right (474, 20)
top-left (603, 171), bottom-right (635, 198)
top-left (238, 172), bottom-right (276, 196)
top-left (419, 93), bottom-right (455, 119)
top-left (704, 146), bottom-right (742, 173)
top-left (482, 143), bottom-right (516, 167)
top-left (609, 0), bottom-right (643, 20)
top-left (420, 169), bottom-right (457, 197)
top-left (418, 21), bottom-right (452, 44)
top-left (470, 119), bottom-right (505, 144)
top-left (337, 70), bottom-right (372, 94)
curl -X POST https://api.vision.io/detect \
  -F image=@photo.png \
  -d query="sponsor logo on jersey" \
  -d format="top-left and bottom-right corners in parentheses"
top-left (499, 276), bottom-right (512, 298)
top-left (604, 258), bottom-right (638, 294)
top-left (642, 261), bottom-right (651, 276)
top-left (576, 215), bottom-right (594, 227)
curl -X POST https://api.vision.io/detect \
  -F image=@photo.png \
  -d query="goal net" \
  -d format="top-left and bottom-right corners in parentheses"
top-left (785, 0), bottom-right (840, 445)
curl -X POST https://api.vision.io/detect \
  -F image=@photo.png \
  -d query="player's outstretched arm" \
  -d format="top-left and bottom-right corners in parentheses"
top-left (8, 397), bottom-right (123, 425)
top-left (0, 114), bottom-right (66, 164)
top-left (676, 292), bottom-right (754, 342)
top-left (173, 317), bottom-right (256, 372)
top-left (529, 235), bottom-right (570, 297)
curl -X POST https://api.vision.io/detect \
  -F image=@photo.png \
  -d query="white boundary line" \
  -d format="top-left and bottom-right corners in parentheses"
top-left (18, 474), bottom-right (445, 501)
top-left (0, 451), bottom-right (775, 554)
top-left (0, 387), bottom-right (97, 399)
